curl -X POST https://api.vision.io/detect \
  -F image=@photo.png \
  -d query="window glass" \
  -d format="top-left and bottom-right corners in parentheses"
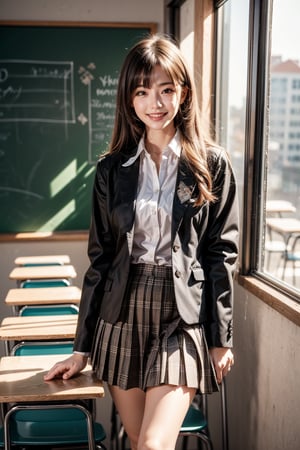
top-left (263, 0), bottom-right (300, 292)
top-left (215, 0), bottom-right (249, 239)
top-left (216, 0), bottom-right (300, 295)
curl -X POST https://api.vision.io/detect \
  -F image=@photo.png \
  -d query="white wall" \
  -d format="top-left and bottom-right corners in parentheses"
top-left (227, 283), bottom-right (300, 450)
top-left (0, 0), bottom-right (164, 24)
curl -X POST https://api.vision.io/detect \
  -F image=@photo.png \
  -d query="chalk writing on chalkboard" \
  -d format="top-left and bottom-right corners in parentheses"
top-left (0, 60), bottom-right (75, 123)
top-left (88, 70), bottom-right (118, 163)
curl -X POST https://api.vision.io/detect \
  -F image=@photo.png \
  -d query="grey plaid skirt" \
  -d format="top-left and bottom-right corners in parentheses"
top-left (91, 263), bottom-right (218, 393)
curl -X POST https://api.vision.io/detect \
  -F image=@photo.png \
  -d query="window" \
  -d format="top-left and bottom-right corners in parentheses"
top-left (215, 0), bottom-right (300, 299)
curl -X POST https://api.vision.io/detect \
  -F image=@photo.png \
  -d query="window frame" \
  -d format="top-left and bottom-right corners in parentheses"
top-left (166, 0), bottom-right (300, 325)
top-left (238, 0), bottom-right (300, 323)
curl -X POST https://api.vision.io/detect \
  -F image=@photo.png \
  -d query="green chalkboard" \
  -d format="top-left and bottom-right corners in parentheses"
top-left (0, 22), bottom-right (156, 234)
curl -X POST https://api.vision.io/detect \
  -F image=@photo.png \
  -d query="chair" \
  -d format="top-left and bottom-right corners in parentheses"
top-left (19, 303), bottom-right (79, 316)
top-left (110, 380), bottom-right (228, 450)
top-left (264, 224), bottom-right (287, 272)
top-left (20, 278), bottom-right (70, 288)
top-left (265, 239), bottom-right (286, 271)
top-left (0, 342), bottom-right (107, 450)
top-left (11, 340), bottom-right (74, 356)
top-left (180, 380), bottom-right (228, 450)
top-left (0, 403), bottom-right (106, 450)
top-left (23, 262), bottom-right (63, 266)
top-left (282, 234), bottom-right (300, 285)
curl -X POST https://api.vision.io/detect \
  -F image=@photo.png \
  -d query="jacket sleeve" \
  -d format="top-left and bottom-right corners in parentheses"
top-left (202, 148), bottom-right (239, 348)
top-left (73, 158), bottom-right (115, 352)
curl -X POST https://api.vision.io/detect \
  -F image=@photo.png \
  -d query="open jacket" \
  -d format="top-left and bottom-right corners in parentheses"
top-left (73, 145), bottom-right (239, 353)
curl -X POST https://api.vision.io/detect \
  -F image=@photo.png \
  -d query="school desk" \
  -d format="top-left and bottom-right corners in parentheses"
top-left (0, 354), bottom-right (104, 450)
top-left (14, 254), bottom-right (71, 265)
top-left (0, 315), bottom-right (77, 355)
top-left (9, 265), bottom-right (77, 286)
top-left (0, 354), bottom-right (103, 402)
top-left (5, 286), bottom-right (81, 314)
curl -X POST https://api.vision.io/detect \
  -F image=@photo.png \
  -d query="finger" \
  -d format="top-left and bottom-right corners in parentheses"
top-left (44, 363), bottom-right (69, 380)
top-left (214, 364), bottom-right (223, 384)
top-left (62, 365), bottom-right (78, 379)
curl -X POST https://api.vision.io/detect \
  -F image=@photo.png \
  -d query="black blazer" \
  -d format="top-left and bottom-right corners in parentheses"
top-left (74, 146), bottom-right (239, 353)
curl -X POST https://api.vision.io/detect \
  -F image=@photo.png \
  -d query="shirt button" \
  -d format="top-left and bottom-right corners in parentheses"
top-left (173, 244), bottom-right (180, 252)
top-left (175, 270), bottom-right (181, 278)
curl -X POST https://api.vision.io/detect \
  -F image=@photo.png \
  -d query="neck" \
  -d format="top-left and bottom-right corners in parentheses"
top-left (145, 129), bottom-right (176, 156)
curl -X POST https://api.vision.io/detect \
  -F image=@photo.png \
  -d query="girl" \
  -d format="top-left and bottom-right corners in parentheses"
top-left (45, 34), bottom-right (239, 450)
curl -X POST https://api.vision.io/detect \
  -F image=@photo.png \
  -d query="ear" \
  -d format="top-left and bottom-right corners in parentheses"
top-left (180, 86), bottom-right (188, 104)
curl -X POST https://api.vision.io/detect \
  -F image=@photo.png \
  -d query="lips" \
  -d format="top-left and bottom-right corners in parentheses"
top-left (147, 112), bottom-right (167, 120)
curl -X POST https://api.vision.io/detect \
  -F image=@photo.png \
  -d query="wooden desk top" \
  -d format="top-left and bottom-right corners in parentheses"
top-left (266, 218), bottom-right (300, 234)
top-left (5, 286), bottom-right (81, 306)
top-left (0, 354), bottom-right (104, 403)
top-left (9, 264), bottom-right (77, 281)
top-left (15, 254), bottom-right (71, 265)
top-left (0, 315), bottom-right (77, 341)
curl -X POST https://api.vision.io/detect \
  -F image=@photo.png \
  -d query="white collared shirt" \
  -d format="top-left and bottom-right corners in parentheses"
top-left (123, 132), bottom-right (181, 266)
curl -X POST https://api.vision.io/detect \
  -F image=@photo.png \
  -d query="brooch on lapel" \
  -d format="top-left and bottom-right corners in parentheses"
top-left (177, 181), bottom-right (193, 204)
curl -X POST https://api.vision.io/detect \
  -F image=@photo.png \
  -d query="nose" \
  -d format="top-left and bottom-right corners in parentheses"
top-left (150, 91), bottom-right (163, 108)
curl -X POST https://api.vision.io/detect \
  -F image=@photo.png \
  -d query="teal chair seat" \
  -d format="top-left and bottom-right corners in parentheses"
top-left (181, 404), bottom-right (208, 432)
top-left (180, 403), bottom-right (212, 450)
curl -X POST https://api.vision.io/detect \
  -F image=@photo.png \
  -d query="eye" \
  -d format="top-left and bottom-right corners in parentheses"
top-left (134, 89), bottom-right (147, 97)
top-left (162, 87), bottom-right (176, 95)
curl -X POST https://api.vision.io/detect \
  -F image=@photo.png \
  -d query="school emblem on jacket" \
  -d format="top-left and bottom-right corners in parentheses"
top-left (177, 181), bottom-right (193, 203)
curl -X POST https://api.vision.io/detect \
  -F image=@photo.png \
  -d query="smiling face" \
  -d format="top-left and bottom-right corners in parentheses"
top-left (132, 65), bottom-right (187, 137)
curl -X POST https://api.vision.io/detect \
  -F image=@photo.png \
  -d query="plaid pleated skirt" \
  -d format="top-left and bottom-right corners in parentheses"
top-left (91, 263), bottom-right (218, 393)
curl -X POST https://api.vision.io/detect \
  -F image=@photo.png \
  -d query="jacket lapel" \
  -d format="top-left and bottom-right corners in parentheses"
top-left (172, 157), bottom-right (197, 242)
top-left (118, 154), bottom-right (140, 254)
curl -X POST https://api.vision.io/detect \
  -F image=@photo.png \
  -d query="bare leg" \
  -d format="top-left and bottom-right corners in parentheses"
top-left (138, 384), bottom-right (196, 450)
top-left (109, 385), bottom-right (146, 450)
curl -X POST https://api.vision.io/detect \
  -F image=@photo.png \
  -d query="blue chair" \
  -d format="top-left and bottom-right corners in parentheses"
top-left (19, 303), bottom-right (79, 316)
top-left (0, 342), bottom-right (107, 450)
top-left (11, 340), bottom-right (74, 356)
top-left (23, 262), bottom-right (63, 266)
top-left (180, 381), bottom-right (228, 450)
top-left (282, 234), bottom-right (300, 284)
top-left (20, 279), bottom-right (70, 288)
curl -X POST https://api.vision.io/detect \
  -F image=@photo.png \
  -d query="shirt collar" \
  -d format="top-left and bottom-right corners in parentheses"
top-left (122, 131), bottom-right (181, 167)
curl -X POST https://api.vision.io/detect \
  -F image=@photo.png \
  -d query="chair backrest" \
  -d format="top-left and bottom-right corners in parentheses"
top-left (11, 341), bottom-right (74, 356)
top-left (19, 304), bottom-right (79, 316)
top-left (23, 262), bottom-right (63, 266)
top-left (20, 279), bottom-right (70, 288)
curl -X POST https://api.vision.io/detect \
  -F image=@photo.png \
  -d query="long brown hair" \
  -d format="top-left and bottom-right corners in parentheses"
top-left (109, 34), bottom-right (215, 205)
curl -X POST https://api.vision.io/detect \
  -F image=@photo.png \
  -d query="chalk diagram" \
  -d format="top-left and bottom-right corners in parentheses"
top-left (0, 59), bottom-right (75, 123)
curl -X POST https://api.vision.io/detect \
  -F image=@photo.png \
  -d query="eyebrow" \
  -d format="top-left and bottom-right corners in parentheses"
top-left (135, 81), bottom-right (175, 88)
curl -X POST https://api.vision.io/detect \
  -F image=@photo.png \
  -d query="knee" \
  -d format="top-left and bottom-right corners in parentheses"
top-left (138, 437), bottom-right (168, 450)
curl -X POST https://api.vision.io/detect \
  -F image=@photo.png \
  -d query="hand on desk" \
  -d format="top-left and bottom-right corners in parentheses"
top-left (44, 353), bottom-right (88, 380)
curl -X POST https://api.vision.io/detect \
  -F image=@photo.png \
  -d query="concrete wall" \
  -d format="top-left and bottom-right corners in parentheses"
top-left (1, 1), bottom-right (300, 450)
